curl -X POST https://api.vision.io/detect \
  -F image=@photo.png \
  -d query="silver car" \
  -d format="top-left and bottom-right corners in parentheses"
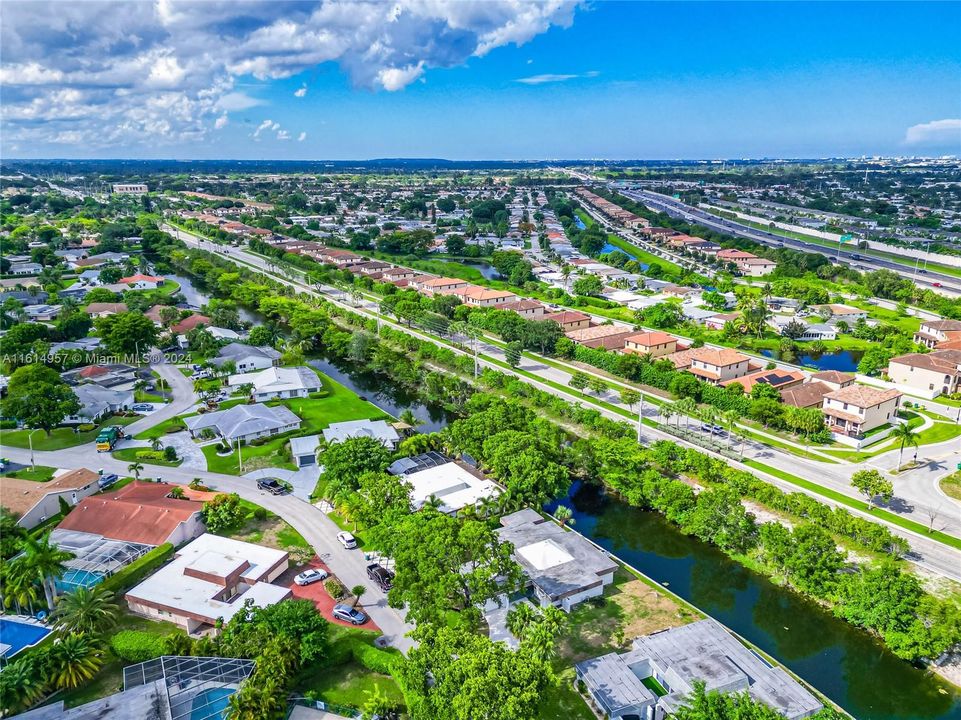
top-left (294, 568), bottom-right (329, 586)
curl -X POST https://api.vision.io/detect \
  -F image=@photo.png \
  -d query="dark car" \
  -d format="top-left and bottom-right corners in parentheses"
top-left (366, 563), bottom-right (395, 592)
top-left (332, 604), bottom-right (368, 625)
top-left (257, 478), bottom-right (286, 495)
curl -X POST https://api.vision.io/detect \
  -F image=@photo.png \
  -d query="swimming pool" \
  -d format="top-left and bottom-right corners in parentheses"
top-left (189, 686), bottom-right (235, 720)
top-left (55, 568), bottom-right (105, 593)
top-left (0, 618), bottom-right (51, 658)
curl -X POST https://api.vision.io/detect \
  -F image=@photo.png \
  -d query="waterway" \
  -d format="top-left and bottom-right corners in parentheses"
top-left (308, 355), bottom-right (455, 433)
top-left (761, 348), bottom-right (864, 373)
top-left (436, 259), bottom-right (502, 281)
top-left (546, 481), bottom-right (961, 720)
top-left (165, 274), bottom-right (262, 324)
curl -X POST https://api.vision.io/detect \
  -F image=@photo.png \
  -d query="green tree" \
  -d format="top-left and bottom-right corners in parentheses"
top-left (354, 471), bottom-right (413, 528)
top-left (96, 311), bottom-right (159, 356)
top-left (201, 493), bottom-right (245, 533)
top-left (783, 524), bottom-right (844, 596)
top-left (49, 633), bottom-right (104, 689)
top-left (850, 469), bottom-right (893, 509)
top-left (504, 340), bottom-right (523, 368)
top-left (890, 422), bottom-right (920, 469)
top-left (2, 363), bottom-right (80, 435)
top-left (128, 462), bottom-right (144, 481)
top-left (619, 388), bottom-right (641, 413)
top-left (320, 436), bottom-right (394, 499)
top-left (23, 533), bottom-right (73, 609)
top-left (587, 375), bottom-right (607, 396)
top-left (572, 274), bottom-right (603, 297)
top-left (52, 585), bottom-right (120, 637)
top-left (568, 371), bottom-right (589, 392)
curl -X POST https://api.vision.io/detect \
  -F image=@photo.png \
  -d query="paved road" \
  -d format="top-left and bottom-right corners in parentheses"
top-left (622, 188), bottom-right (961, 296)
top-left (164, 224), bottom-right (961, 581)
top-left (3, 442), bottom-right (416, 652)
top-left (124, 359), bottom-right (198, 437)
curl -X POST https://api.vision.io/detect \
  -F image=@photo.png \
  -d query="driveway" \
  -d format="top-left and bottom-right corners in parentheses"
top-left (162, 432), bottom-right (208, 471)
top-left (278, 558), bottom-right (381, 632)
top-left (124, 360), bottom-right (198, 437)
top-left (244, 466), bottom-right (321, 501)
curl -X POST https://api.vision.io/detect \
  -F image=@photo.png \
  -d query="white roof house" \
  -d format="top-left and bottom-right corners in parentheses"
top-left (322, 419), bottom-right (400, 449)
top-left (184, 403), bottom-right (301, 443)
top-left (210, 343), bottom-right (281, 372)
top-left (405, 461), bottom-right (501, 515)
top-left (125, 534), bottom-right (291, 634)
top-left (227, 366), bottom-right (321, 401)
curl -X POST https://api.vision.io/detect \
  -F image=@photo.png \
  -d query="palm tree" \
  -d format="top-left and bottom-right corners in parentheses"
top-left (677, 397), bottom-right (697, 430)
top-left (422, 495), bottom-right (444, 512)
top-left (554, 505), bottom-right (575, 528)
top-left (128, 462), bottom-right (144, 481)
top-left (23, 534), bottom-right (74, 609)
top-left (150, 437), bottom-right (164, 452)
top-left (661, 405), bottom-right (675, 429)
top-left (891, 422), bottom-right (920, 469)
top-left (49, 633), bottom-right (103, 689)
top-left (1, 560), bottom-right (40, 615)
top-left (53, 585), bottom-right (120, 637)
top-left (351, 585), bottom-right (366, 608)
top-left (723, 409), bottom-right (740, 450)
top-left (506, 602), bottom-right (537, 638)
top-left (0, 656), bottom-right (46, 711)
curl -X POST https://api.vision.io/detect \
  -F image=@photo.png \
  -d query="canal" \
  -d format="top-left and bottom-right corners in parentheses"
top-left (165, 274), bottom-right (263, 325)
top-left (761, 348), bottom-right (864, 373)
top-left (547, 482), bottom-right (961, 720)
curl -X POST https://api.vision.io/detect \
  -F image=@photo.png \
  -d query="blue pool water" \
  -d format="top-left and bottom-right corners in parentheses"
top-left (574, 216), bottom-right (587, 230)
top-left (190, 687), bottom-right (235, 720)
top-left (56, 568), bottom-right (105, 593)
top-left (0, 618), bottom-right (51, 658)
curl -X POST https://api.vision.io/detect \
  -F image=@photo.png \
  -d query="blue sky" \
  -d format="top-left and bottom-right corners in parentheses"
top-left (2, 1), bottom-right (959, 159)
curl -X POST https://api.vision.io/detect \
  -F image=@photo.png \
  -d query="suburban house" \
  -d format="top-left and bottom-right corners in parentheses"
top-left (119, 273), bottom-right (165, 290)
top-left (780, 382), bottom-right (834, 409)
top-left (458, 286), bottom-right (518, 307)
top-left (886, 350), bottom-right (961, 399)
top-left (24, 304), bottom-right (62, 322)
top-left (54, 481), bottom-right (210, 547)
top-left (67, 385), bottom-right (135, 423)
top-left (736, 256), bottom-right (778, 276)
top-left (809, 370), bottom-right (855, 392)
top-left (566, 324), bottom-right (634, 347)
top-left (686, 348), bottom-right (752, 385)
top-left (720, 367), bottom-right (805, 394)
top-left (821, 385), bottom-right (902, 438)
top-left (227, 366), bottom-right (321, 401)
top-left (211, 343), bottom-right (282, 372)
top-left (170, 313), bottom-right (211, 334)
top-left (496, 509), bottom-right (617, 613)
top-left (769, 316), bottom-right (837, 341)
top-left (184, 403), bottom-right (301, 443)
top-left (9, 262), bottom-right (43, 276)
top-left (500, 299), bottom-right (546, 317)
top-left (322, 419), bottom-right (400, 450)
top-left (576, 619), bottom-right (822, 720)
top-left (0, 289), bottom-right (48, 306)
top-left (1, 469), bottom-right (101, 529)
top-left (811, 304), bottom-right (868, 323)
top-left (126, 534), bottom-right (291, 635)
top-left (545, 310), bottom-right (591, 331)
top-left (76, 269), bottom-right (103, 285)
top-left (416, 276), bottom-right (469, 296)
top-left (83, 302), bottom-right (128, 318)
top-left (913, 319), bottom-right (961, 349)
top-left (622, 331), bottom-right (678, 359)
top-left (404, 461), bottom-right (501, 515)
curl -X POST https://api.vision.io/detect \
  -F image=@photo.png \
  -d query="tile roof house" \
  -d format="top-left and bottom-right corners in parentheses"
top-left (83, 302), bottom-right (128, 318)
top-left (184, 403), bottom-right (301, 443)
top-left (500, 299), bottom-right (546, 317)
top-left (496, 509), bottom-right (617, 613)
top-left (119, 273), bottom-right (165, 290)
top-left (809, 371), bottom-right (855, 391)
top-left (576, 619), bottom-right (821, 720)
top-left (914, 319), bottom-right (961, 349)
top-left (622, 331), bottom-right (677, 359)
top-left (1, 469), bottom-right (101, 529)
top-left (170, 313), bottom-right (211, 334)
top-left (686, 347), bottom-right (752, 385)
top-left (887, 349), bottom-right (961, 399)
top-left (126, 533), bottom-right (291, 635)
top-left (822, 385), bottom-right (902, 437)
top-left (55, 481), bottom-right (210, 547)
top-left (227, 366), bottom-right (321, 401)
top-left (210, 343), bottom-right (282, 372)
top-left (565, 324), bottom-right (633, 344)
top-left (545, 310), bottom-right (591, 331)
top-left (779, 382), bottom-right (834, 409)
top-left (720, 368), bottom-right (805, 394)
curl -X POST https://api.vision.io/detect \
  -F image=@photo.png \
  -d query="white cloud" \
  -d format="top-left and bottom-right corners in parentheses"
top-left (214, 113), bottom-right (229, 129)
top-left (252, 118), bottom-right (274, 138)
top-left (516, 70), bottom-right (598, 85)
top-left (297, 131), bottom-right (307, 142)
top-left (0, 0), bottom-right (583, 150)
top-left (277, 129), bottom-right (291, 140)
top-left (904, 119), bottom-right (961, 146)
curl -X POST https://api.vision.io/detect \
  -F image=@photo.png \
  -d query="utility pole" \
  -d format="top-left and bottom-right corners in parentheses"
top-left (636, 395), bottom-right (644, 444)
top-left (236, 437), bottom-right (243, 474)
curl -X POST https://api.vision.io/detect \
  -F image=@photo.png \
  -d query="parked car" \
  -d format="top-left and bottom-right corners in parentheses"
top-left (257, 478), bottom-right (287, 495)
top-left (711, 425), bottom-right (727, 436)
top-left (294, 568), bottom-right (329, 586)
top-left (132, 403), bottom-right (153, 412)
top-left (700, 423), bottom-right (712, 433)
top-left (97, 473), bottom-right (119, 489)
top-left (337, 531), bottom-right (357, 549)
top-left (332, 604), bottom-right (368, 625)
top-left (366, 563), bottom-right (394, 591)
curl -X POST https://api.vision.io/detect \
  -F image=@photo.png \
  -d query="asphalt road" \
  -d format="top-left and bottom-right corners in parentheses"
top-left (623, 188), bottom-right (961, 296)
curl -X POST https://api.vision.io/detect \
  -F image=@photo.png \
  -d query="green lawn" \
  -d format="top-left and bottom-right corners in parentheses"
top-left (134, 390), bottom-right (166, 403)
top-left (216, 498), bottom-right (312, 555)
top-left (111, 446), bottom-right (183, 468)
top-left (299, 660), bottom-right (405, 710)
top-left (537, 668), bottom-right (595, 720)
top-left (940, 472), bottom-right (961, 503)
top-left (1, 415), bottom-right (139, 451)
top-left (3, 465), bottom-right (57, 482)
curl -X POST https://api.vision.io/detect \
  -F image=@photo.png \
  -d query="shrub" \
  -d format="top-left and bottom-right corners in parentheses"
top-left (0, 419), bottom-right (17, 429)
top-left (253, 507), bottom-right (268, 521)
top-left (163, 446), bottom-right (178, 461)
top-left (324, 578), bottom-right (344, 599)
top-left (350, 639), bottom-right (398, 675)
top-left (135, 450), bottom-right (164, 460)
top-left (110, 630), bottom-right (165, 662)
top-left (308, 390), bottom-right (329, 400)
top-left (164, 425), bottom-right (181, 434)
top-left (101, 543), bottom-right (174, 593)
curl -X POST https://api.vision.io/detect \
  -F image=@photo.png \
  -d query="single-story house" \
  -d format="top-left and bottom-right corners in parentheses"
top-left (119, 273), bottom-right (165, 290)
top-left (289, 434), bottom-right (321, 467)
top-left (0, 289), bottom-right (48, 306)
top-left (184, 403), bottom-right (301, 443)
top-left (210, 343), bottom-right (282, 372)
top-left (83, 302), bottom-right (128, 318)
top-left (208, 326), bottom-right (246, 341)
top-left (77, 269), bottom-right (103, 285)
top-left (1, 469), bottom-right (101, 529)
top-left (405, 461), bottom-right (501, 515)
top-left (170, 313), bottom-right (211, 334)
top-left (66, 385), bottom-right (134, 423)
top-left (576, 619), bottom-right (822, 720)
top-left (496, 508), bottom-right (617, 612)
top-left (9, 262), bottom-right (43, 276)
top-left (322, 419), bottom-right (400, 450)
top-left (126, 534), bottom-right (291, 635)
top-left (23, 304), bottom-right (62, 322)
top-left (227, 366), bottom-right (321, 402)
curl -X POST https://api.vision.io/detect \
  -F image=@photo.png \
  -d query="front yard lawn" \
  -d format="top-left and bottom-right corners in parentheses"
top-left (1, 415), bottom-right (139, 451)
top-left (111, 447), bottom-right (183, 468)
top-left (3, 465), bottom-right (57, 482)
top-left (216, 498), bottom-right (312, 557)
top-left (940, 472), bottom-right (961, 503)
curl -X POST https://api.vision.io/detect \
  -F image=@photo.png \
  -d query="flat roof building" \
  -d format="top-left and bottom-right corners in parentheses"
top-left (405, 461), bottom-right (501, 515)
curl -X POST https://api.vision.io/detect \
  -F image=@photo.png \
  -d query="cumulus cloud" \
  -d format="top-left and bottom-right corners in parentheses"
top-left (1, 0), bottom-right (581, 151)
top-left (516, 70), bottom-right (598, 84)
top-left (214, 113), bottom-right (229, 129)
top-left (277, 129), bottom-right (291, 140)
top-left (904, 119), bottom-right (961, 147)
top-left (297, 131), bottom-right (307, 142)
top-left (252, 118), bottom-right (275, 138)
top-left (294, 85), bottom-right (307, 97)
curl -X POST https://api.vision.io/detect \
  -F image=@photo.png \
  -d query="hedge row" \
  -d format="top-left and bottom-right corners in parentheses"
top-left (110, 630), bottom-right (166, 662)
top-left (100, 543), bottom-right (174, 594)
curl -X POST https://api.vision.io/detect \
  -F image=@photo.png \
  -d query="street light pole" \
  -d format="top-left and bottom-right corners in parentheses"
top-left (28, 429), bottom-right (37, 469)
top-left (636, 395), bottom-right (644, 444)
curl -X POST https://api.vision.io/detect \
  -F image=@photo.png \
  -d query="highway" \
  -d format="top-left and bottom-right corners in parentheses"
top-left (619, 188), bottom-right (961, 296)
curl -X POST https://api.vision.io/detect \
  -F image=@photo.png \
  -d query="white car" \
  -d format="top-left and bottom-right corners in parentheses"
top-left (293, 568), bottom-right (329, 586)
top-left (336, 531), bottom-right (357, 549)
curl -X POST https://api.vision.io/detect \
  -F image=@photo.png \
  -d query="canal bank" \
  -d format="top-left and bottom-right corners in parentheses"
top-left (547, 482), bottom-right (961, 720)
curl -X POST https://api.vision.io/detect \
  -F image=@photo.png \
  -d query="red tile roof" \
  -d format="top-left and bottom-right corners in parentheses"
top-left (171, 314), bottom-right (211, 334)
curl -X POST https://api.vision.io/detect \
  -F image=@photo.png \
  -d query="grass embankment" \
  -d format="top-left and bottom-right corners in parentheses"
top-left (940, 472), bottom-right (961, 503)
top-left (1, 416), bottom-right (139, 451)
